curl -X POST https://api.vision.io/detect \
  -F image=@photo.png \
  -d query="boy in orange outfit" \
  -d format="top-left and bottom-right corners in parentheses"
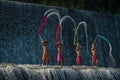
top-left (42, 40), bottom-right (50, 66)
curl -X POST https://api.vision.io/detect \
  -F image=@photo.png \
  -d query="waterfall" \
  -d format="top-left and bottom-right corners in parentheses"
top-left (0, 64), bottom-right (120, 80)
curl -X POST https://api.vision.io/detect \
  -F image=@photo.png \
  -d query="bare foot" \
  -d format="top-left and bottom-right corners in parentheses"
top-left (91, 66), bottom-right (94, 68)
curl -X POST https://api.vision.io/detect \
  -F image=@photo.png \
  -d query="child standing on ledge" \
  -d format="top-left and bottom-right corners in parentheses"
top-left (91, 43), bottom-right (98, 67)
top-left (76, 42), bottom-right (83, 66)
top-left (56, 41), bottom-right (64, 66)
top-left (42, 40), bottom-right (50, 66)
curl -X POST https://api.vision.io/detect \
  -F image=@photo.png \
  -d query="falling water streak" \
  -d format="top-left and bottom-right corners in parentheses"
top-left (47, 12), bottom-right (61, 43)
top-left (38, 12), bottom-right (61, 42)
top-left (93, 35), bottom-right (116, 67)
top-left (55, 24), bottom-right (61, 43)
top-left (38, 9), bottom-right (59, 42)
top-left (39, 35), bottom-right (43, 41)
top-left (59, 15), bottom-right (76, 41)
top-left (38, 35), bottom-right (43, 46)
top-left (94, 35), bottom-right (112, 58)
top-left (47, 12), bottom-right (61, 22)
top-left (38, 16), bottom-right (46, 35)
top-left (74, 21), bottom-right (89, 56)
top-left (44, 9), bottom-right (59, 16)
top-left (38, 16), bottom-right (48, 42)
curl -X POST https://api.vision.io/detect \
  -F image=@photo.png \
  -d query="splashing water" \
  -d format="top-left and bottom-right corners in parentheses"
top-left (38, 11), bottom-right (61, 42)
top-left (47, 12), bottom-right (60, 22)
top-left (38, 16), bottom-right (48, 35)
top-left (59, 15), bottom-right (76, 41)
top-left (93, 35), bottom-right (116, 67)
top-left (44, 9), bottom-right (59, 16)
top-left (55, 23), bottom-right (61, 43)
top-left (74, 21), bottom-right (88, 55)
top-left (0, 64), bottom-right (120, 80)
top-left (38, 9), bottom-right (60, 35)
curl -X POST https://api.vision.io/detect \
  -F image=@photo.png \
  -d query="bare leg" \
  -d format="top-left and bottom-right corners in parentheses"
top-left (96, 60), bottom-right (98, 67)
top-left (80, 63), bottom-right (82, 67)
top-left (46, 60), bottom-right (49, 66)
top-left (57, 61), bottom-right (60, 65)
top-left (42, 60), bottom-right (45, 66)
top-left (61, 61), bottom-right (64, 66)
top-left (92, 61), bottom-right (94, 67)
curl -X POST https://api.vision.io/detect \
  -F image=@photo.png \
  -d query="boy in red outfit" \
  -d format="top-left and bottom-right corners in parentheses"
top-left (56, 41), bottom-right (64, 66)
top-left (76, 42), bottom-right (83, 66)
top-left (91, 43), bottom-right (98, 67)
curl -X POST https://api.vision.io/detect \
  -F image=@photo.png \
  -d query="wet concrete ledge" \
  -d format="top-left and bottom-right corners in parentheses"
top-left (0, 64), bottom-right (120, 80)
top-left (0, 63), bottom-right (119, 70)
